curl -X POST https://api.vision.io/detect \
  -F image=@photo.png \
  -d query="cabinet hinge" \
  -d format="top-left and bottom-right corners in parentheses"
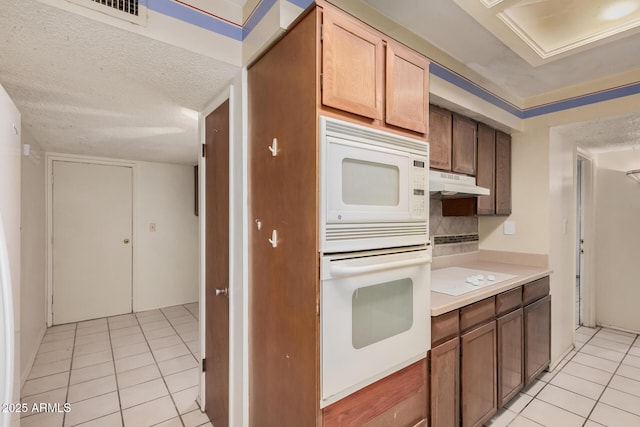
top-left (320, 74), bottom-right (323, 91)
top-left (202, 358), bottom-right (206, 372)
top-left (320, 24), bottom-right (323, 41)
top-left (201, 144), bottom-right (206, 158)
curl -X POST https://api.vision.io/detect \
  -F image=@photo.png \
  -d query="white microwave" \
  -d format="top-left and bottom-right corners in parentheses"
top-left (319, 116), bottom-right (429, 253)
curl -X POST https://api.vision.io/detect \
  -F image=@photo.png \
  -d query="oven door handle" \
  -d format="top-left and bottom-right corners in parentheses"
top-left (329, 254), bottom-right (431, 277)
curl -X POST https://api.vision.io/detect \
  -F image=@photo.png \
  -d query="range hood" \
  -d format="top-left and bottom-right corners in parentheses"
top-left (429, 170), bottom-right (490, 199)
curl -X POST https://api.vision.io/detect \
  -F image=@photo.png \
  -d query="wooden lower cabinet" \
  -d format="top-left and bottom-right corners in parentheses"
top-left (429, 337), bottom-right (459, 427)
top-left (524, 295), bottom-right (551, 384)
top-left (460, 321), bottom-right (497, 427)
top-left (497, 308), bottom-right (524, 407)
top-left (429, 278), bottom-right (550, 427)
top-left (323, 359), bottom-right (427, 427)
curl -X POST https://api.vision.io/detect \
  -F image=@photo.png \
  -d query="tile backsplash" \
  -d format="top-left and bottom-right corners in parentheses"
top-left (429, 199), bottom-right (478, 257)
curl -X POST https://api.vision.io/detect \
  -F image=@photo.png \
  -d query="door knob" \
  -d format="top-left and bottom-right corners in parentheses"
top-left (215, 288), bottom-right (228, 297)
top-left (123, 238), bottom-right (130, 244)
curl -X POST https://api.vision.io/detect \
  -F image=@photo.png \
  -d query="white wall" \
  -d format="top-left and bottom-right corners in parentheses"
top-left (20, 136), bottom-right (47, 384)
top-left (0, 83), bottom-right (21, 426)
top-left (547, 128), bottom-right (579, 364)
top-left (134, 161), bottom-right (199, 311)
top-left (594, 149), bottom-right (640, 332)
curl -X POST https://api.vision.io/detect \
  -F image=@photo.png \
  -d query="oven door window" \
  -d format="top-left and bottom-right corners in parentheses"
top-left (352, 278), bottom-right (413, 349)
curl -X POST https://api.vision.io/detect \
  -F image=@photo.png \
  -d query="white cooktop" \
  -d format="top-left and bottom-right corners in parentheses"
top-left (431, 267), bottom-right (516, 296)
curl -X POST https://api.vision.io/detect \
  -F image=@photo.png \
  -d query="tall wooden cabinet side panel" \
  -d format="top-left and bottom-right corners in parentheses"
top-left (428, 106), bottom-right (453, 170)
top-left (385, 41), bottom-right (429, 134)
top-left (476, 124), bottom-right (496, 215)
top-left (322, 7), bottom-right (384, 120)
top-left (452, 114), bottom-right (477, 176)
top-left (460, 321), bottom-right (497, 427)
top-left (430, 337), bottom-right (459, 427)
top-left (497, 308), bottom-right (524, 407)
top-left (524, 296), bottom-right (551, 385)
top-left (247, 10), bottom-right (320, 427)
top-left (495, 131), bottom-right (512, 215)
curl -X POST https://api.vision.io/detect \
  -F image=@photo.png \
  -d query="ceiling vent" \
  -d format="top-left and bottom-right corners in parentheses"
top-left (90, 0), bottom-right (139, 17)
top-left (68, 0), bottom-right (147, 25)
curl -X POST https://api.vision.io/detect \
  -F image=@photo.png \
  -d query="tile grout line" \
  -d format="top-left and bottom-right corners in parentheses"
top-left (106, 317), bottom-right (127, 427)
top-left (61, 322), bottom-right (78, 427)
top-left (135, 310), bottom-right (187, 427)
top-left (582, 333), bottom-right (640, 425)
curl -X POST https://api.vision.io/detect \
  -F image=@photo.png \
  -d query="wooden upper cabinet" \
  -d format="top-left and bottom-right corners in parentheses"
top-left (495, 131), bottom-right (512, 215)
top-left (452, 114), bottom-right (477, 176)
top-left (322, 7), bottom-right (384, 120)
top-left (429, 106), bottom-right (453, 170)
top-left (476, 124), bottom-right (496, 215)
top-left (385, 41), bottom-right (429, 134)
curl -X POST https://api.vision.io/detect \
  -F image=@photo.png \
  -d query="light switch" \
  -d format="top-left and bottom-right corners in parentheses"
top-left (503, 220), bottom-right (515, 235)
top-left (149, 223), bottom-right (157, 232)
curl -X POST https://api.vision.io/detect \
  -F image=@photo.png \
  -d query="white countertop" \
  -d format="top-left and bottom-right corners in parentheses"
top-left (430, 251), bottom-right (552, 316)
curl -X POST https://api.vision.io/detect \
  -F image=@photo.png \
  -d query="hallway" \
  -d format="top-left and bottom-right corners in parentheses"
top-left (19, 303), bottom-right (209, 427)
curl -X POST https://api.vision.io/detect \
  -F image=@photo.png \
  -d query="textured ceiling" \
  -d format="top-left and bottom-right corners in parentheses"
top-left (0, 0), bottom-right (239, 164)
top-left (554, 112), bottom-right (640, 153)
top-left (362, 0), bottom-right (640, 99)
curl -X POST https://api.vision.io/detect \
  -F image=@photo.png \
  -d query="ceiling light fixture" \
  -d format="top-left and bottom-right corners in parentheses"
top-left (627, 169), bottom-right (640, 183)
top-left (601, 1), bottom-right (638, 20)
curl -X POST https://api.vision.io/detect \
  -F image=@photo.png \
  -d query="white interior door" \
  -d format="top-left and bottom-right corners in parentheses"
top-left (53, 161), bottom-right (133, 324)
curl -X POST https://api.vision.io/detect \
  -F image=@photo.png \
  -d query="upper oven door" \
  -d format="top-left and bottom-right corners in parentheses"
top-left (320, 116), bottom-right (428, 225)
top-left (320, 249), bottom-right (431, 408)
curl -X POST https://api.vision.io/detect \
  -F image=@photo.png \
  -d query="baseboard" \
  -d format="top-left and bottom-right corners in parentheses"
top-left (21, 323), bottom-right (47, 387)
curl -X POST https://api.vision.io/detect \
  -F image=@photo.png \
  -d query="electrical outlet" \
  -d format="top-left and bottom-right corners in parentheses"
top-left (149, 223), bottom-right (157, 232)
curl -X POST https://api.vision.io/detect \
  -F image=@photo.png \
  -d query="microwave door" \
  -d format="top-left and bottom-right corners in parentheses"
top-left (325, 138), bottom-right (411, 223)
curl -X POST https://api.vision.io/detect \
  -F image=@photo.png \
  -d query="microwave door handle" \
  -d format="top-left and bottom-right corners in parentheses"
top-left (329, 255), bottom-right (432, 277)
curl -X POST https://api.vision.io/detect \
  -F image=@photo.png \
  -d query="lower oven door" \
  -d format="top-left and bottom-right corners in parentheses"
top-left (320, 248), bottom-right (431, 407)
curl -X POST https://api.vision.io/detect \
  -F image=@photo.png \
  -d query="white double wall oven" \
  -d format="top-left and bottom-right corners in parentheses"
top-left (319, 116), bottom-right (431, 407)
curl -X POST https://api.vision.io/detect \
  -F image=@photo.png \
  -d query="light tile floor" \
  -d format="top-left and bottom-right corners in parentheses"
top-left (20, 303), bottom-right (211, 427)
top-left (486, 325), bottom-right (640, 427)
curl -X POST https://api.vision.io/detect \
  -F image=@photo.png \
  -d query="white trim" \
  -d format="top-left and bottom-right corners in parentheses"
top-left (576, 148), bottom-right (596, 328)
top-left (45, 152), bottom-right (137, 326)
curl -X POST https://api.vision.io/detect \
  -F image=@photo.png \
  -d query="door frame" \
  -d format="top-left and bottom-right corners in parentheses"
top-left (46, 153), bottom-right (137, 326)
top-left (199, 71), bottom-right (248, 427)
top-left (575, 148), bottom-right (595, 328)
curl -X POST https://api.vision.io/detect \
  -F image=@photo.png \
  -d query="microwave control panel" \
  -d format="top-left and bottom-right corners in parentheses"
top-left (411, 159), bottom-right (427, 218)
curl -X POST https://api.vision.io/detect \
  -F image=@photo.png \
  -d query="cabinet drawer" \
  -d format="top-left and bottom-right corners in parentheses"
top-left (496, 287), bottom-right (522, 316)
top-left (523, 277), bottom-right (550, 305)
top-left (460, 297), bottom-right (495, 332)
top-left (432, 310), bottom-right (460, 345)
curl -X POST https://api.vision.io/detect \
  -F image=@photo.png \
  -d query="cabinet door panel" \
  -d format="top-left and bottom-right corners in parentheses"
top-left (495, 131), bottom-right (511, 215)
top-left (497, 308), bottom-right (524, 407)
top-left (430, 337), bottom-right (459, 427)
top-left (322, 8), bottom-right (384, 120)
top-left (324, 360), bottom-right (426, 427)
top-left (524, 296), bottom-right (551, 384)
top-left (461, 321), bottom-right (497, 427)
top-left (476, 124), bottom-right (496, 215)
top-left (452, 115), bottom-right (477, 176)
top-left (386, 41), bottom-right (429, 134)
top-left (429, 106), bottom-right (452, 170)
